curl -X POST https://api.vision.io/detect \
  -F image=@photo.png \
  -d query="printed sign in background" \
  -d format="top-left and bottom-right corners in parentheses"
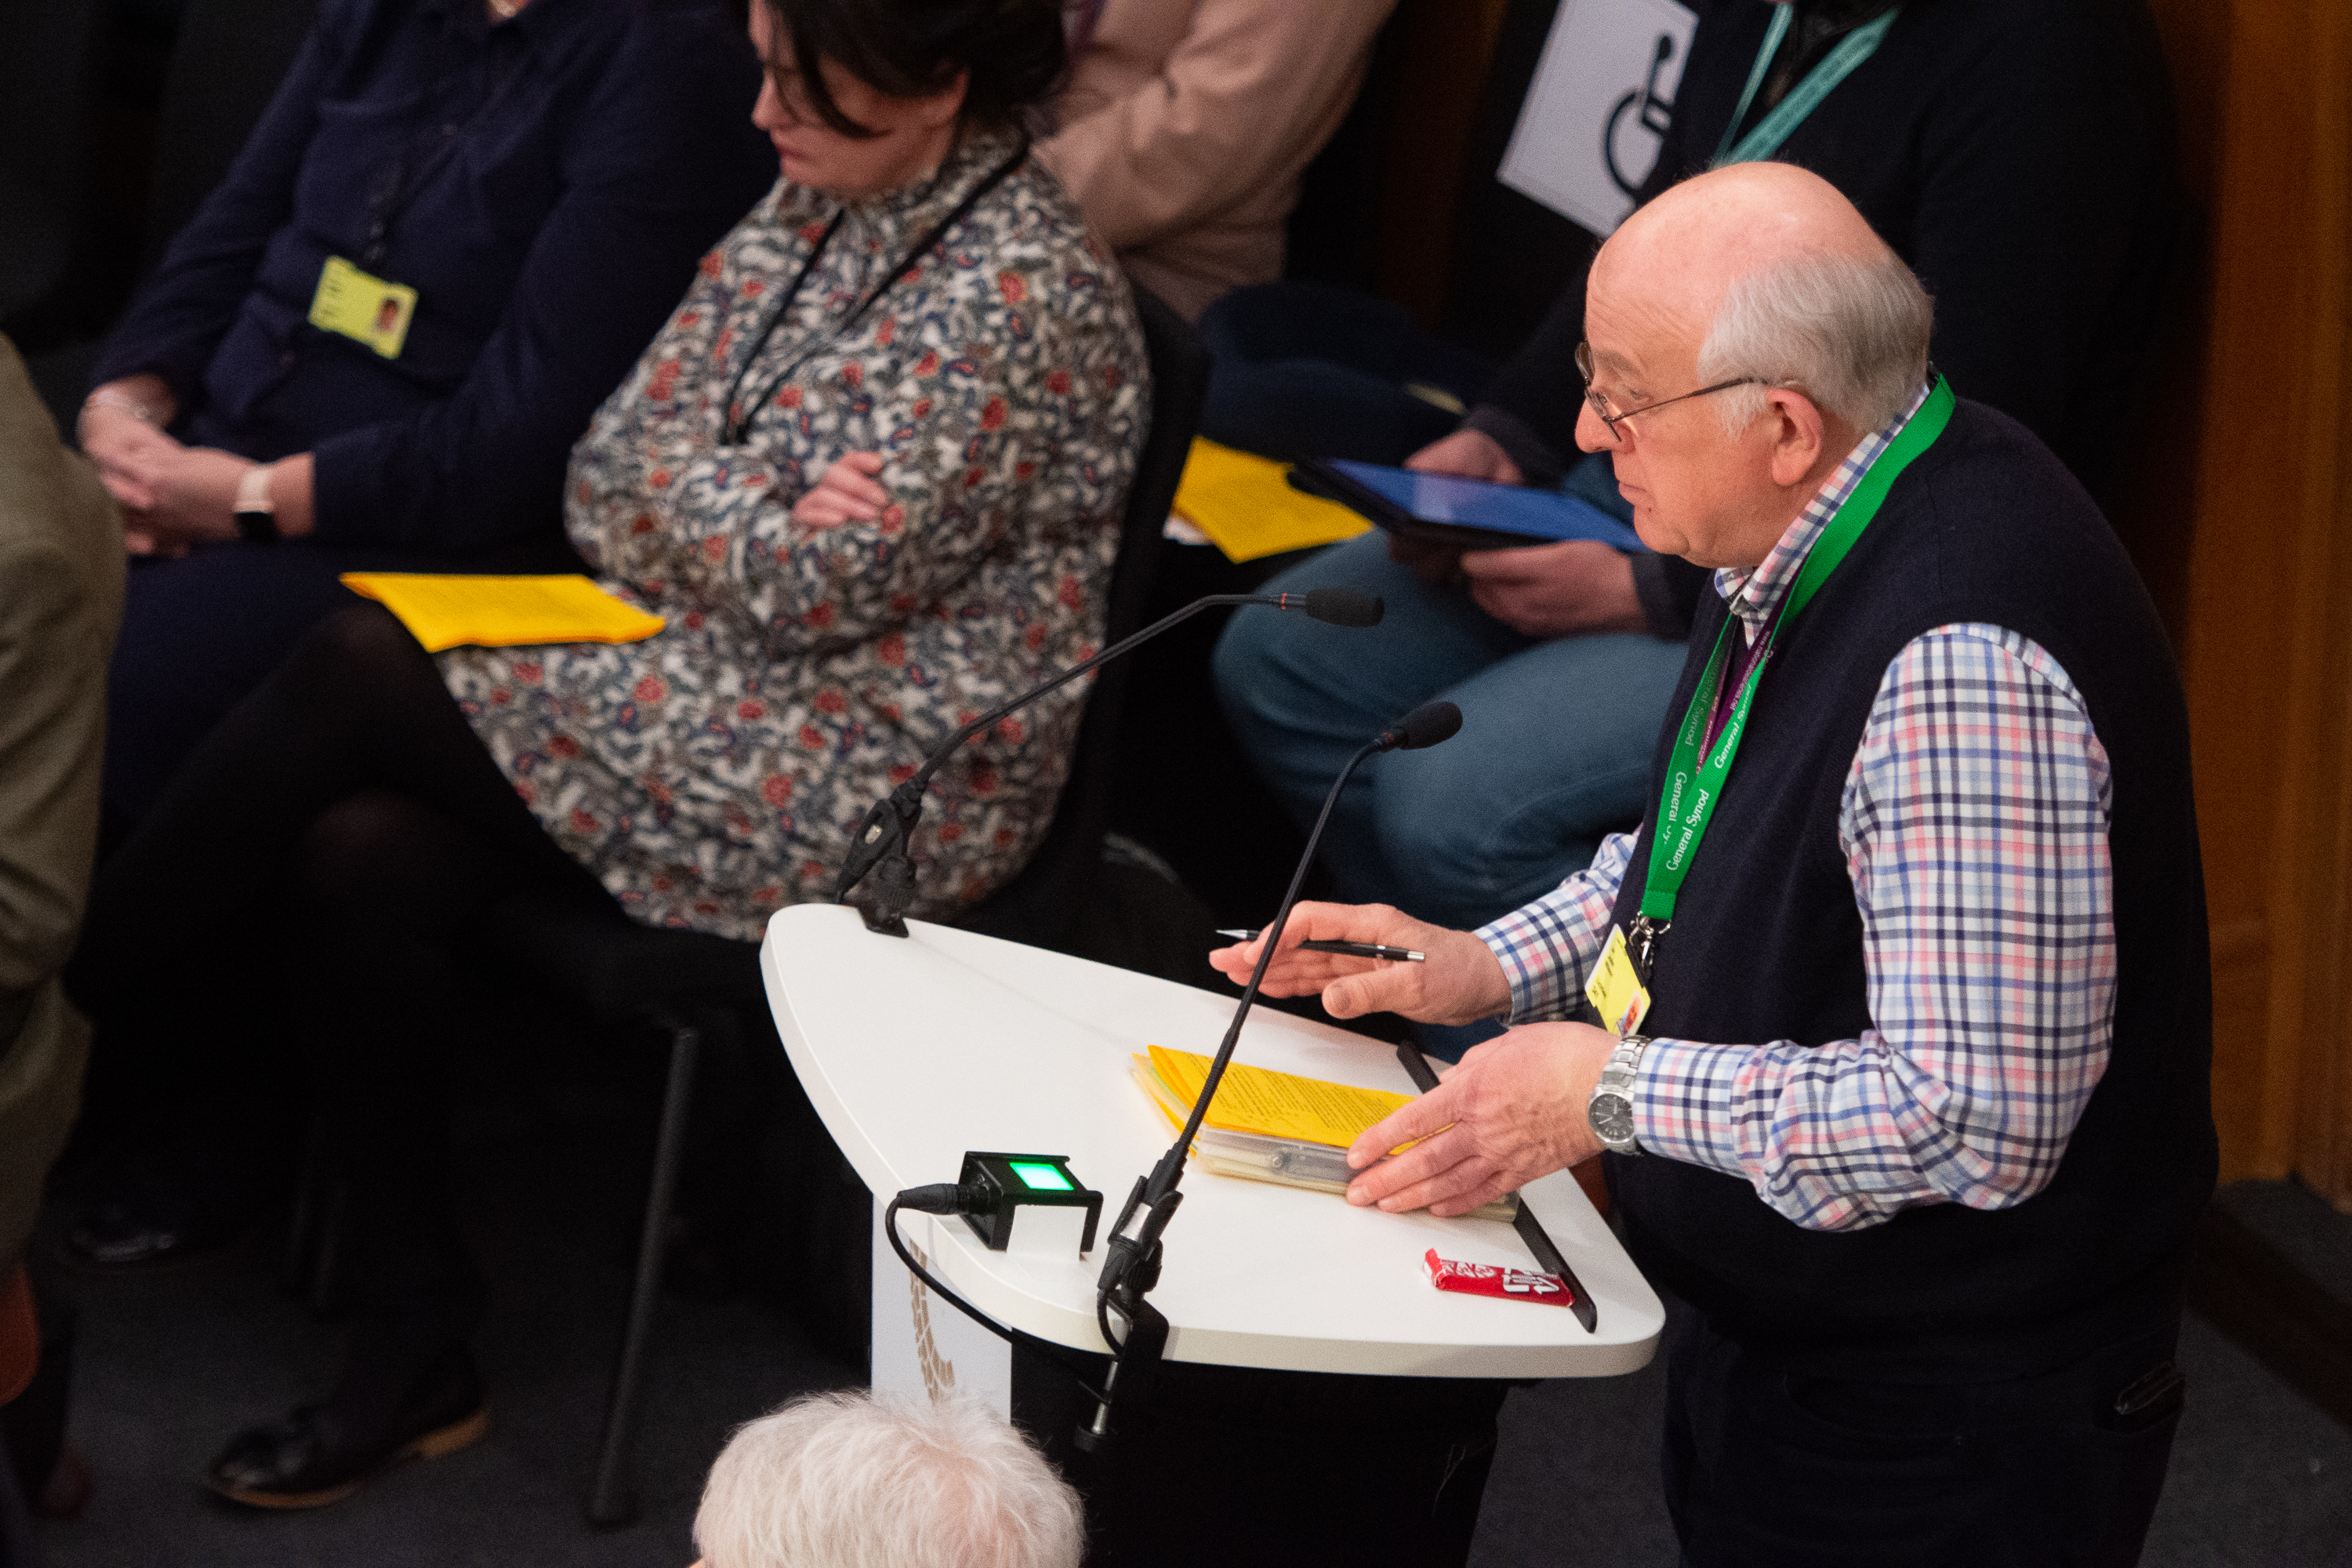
top-left (1500, 0), bottom-right (1699, 237)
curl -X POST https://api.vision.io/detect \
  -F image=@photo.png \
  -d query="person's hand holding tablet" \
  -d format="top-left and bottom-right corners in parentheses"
top-left (1419, 427), bottom-right (1643, 639)
top-left (1321, 430), bottom-right (1651, 640)
top-left (1387, 428), bottom-right (1520, 584)
top-left (1457, 539), bottom-right (1647, 637)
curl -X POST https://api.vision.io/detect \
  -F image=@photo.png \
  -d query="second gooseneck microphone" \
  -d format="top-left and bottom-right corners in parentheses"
top-left (833, 587), bottom-right (1383, 935)
top-left (1083, 697), bottom-right (1464, 1450)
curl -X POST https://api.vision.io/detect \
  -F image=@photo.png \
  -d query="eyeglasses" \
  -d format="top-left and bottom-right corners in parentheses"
top-left (1576, 341), bottom-right (1760, 446)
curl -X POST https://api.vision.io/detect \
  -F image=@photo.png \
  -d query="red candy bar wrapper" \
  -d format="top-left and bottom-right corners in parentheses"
top-left (1423, 1249), bottom-right (1578, 1308)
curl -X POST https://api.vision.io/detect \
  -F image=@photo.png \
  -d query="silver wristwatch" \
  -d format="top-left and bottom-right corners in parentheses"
top-left (1587, 1033), bottom-right (1652, 1156)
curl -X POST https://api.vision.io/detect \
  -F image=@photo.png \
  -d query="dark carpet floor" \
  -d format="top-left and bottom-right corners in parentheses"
top-left (25, 1055), bottom-right (2352, 1568)
top-left (28, 1062), bottom-right (864, 1568)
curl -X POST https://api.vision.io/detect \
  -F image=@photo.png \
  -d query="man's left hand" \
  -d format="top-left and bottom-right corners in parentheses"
top-left (1345, 1021), bottom-right (1618, 1217)
top-left (1458, 539), bottom-right (1647, 639)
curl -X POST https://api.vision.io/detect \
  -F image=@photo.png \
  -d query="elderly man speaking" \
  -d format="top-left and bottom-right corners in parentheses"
top-left (1213, 162), bottom-right (2212, 1564)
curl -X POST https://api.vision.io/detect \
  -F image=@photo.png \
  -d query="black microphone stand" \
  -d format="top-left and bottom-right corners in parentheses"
top-left (1081, 699), bottom-right (1462, 1450)
top-left (834, 589), bottom-right (1380, 935)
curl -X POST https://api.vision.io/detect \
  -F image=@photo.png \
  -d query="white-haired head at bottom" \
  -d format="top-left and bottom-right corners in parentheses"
top-left (692, 1390), bottom-right (1084, 1568)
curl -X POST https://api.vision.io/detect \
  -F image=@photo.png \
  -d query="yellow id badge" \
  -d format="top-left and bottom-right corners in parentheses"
top-left (1585, 924), bottom-right (1653, 1037)
top-left (309, 256), bottom-right (416, 359)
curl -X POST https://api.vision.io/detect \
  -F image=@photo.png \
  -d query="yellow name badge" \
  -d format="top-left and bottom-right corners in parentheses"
top-left (309, 255), bottom-right (416, 359)
top-left (1585, 924), bottom-right (1653, 1037)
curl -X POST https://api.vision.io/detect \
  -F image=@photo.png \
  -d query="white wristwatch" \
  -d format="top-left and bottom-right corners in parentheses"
top-left (1587, 1033), bottom-right (1652, 1156)
top-left (233, 462), bottom-right (280, 544)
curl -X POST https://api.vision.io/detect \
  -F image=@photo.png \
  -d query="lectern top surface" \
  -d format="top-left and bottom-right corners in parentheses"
top-left (762, 904), bottom-right (1662, 1379)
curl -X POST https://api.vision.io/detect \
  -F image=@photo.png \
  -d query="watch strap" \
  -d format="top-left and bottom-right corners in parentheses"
top-left (234, 463), bottom-right (281, 544)
top-left (1599, 1032), bottom-right (1651, 1094)
top-left (1590, 1032), bottom-right (1653, 1156)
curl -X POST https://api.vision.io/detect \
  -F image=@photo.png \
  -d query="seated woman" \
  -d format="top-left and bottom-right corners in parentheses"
top-left (68, 0), bottom-right (1145, 1508)
top-left (75, 0), bottom-right (777, 829)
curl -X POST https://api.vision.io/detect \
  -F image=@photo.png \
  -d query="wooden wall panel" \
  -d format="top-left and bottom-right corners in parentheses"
top-left (2285, 0), bottom-right (2352, 1202)
top-left (2145, 0), bottom-right (2352, 1201)
top-left (1356, 0), bottom-right (2352, 1200)
top-left (1371, 0), bottom-right (1512, 322)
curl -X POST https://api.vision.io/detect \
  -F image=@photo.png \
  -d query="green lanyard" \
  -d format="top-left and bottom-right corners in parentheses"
top-left (1628, 376), bottom-right (1954, 981)
top-left (1712, 4), bottom-right (1900, 169)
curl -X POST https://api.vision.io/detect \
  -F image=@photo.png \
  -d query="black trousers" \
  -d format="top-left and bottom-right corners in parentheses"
top-left (73, 605), bottom-right (622, 1406)
top-left (103, 531), bottom-right (579, 829)
top-left (1661, 1301), bottom-right (2184, 1568)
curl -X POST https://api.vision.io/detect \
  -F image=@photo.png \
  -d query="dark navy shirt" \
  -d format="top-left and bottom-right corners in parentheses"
top-left (92, 0), bottom-right (777, 554)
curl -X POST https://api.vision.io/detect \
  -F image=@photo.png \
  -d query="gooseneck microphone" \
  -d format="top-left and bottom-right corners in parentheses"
top-left (834, 588), bottom-right (1384, 935)
top-left (1081, 699), bottom-right (1464, 1452)
top-left (1373, 699), bottom-right (1465, 754)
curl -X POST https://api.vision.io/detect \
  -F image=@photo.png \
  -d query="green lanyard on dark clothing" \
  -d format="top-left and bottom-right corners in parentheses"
top-left (1627, 376), bottom-right (1955, 982)
top-left (1712, 4), bottom-right (1900, 168)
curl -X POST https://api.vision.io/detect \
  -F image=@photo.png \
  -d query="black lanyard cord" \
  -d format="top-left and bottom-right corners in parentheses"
top-left (360, 30), bottom-right (535, 270)
top-left (720, 140), bottom-right (1029, 447)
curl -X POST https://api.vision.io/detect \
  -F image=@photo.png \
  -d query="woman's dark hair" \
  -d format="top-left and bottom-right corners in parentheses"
top-left (760, 0), bottom-right (1067, 140)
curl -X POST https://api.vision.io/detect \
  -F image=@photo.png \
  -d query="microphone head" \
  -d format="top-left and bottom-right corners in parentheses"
top-left (1388, 699), bottom-right (1463, 751)
top-left (1300, 588), bottom-right (1384, 627)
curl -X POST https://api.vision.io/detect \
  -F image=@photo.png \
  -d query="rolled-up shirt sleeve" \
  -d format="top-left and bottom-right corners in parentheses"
top-left (1475, 829), bottom-right (1636, 1023)
top-left (1633, 625), bottom-right (2117, 1232)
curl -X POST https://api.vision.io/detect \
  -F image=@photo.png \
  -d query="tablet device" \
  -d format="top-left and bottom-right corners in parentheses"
top-left (1293, 456), bottom-right (1645, 554)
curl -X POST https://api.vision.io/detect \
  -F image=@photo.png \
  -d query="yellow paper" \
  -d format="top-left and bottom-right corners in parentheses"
top-left (1130, 1055), bottom-right (1192, 1136)
top-left (1584, 924), bottom-right (1652, 1037)
top-left (310, 256), bottom-right (417, 359)
top-left (1134, 1050), bottom-right (1519, 1220)
top-left (1170, 437), bottom-right (1370, 564)
top-left (339, 573), bottom-right (666, 652)
top-left (1143, 1044), bottom-right (1412, 1149)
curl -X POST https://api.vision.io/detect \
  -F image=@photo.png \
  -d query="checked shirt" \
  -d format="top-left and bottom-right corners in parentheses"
top-left (1476, 386), bottom-right (2116, 1233)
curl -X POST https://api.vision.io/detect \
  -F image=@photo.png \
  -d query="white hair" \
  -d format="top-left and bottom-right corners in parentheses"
top-left (1696, 247), bottom-right (1933, 436)
top-left (693, 1392), bottom-right (1084, 1568)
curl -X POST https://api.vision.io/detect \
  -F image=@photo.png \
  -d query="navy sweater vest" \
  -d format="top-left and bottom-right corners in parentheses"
top-left (1604, 398), bottom-right (2215, 1381)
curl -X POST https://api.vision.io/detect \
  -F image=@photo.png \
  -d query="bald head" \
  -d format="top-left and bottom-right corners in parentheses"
top-left (1596, 163), bottom-right (1895, 345)
top-left (1574, 162), bottom-right (1933, 570)
top-left (1593, 164), bottom-right (1932, 437)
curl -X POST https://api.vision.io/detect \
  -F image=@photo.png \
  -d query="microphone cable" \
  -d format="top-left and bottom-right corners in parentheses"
top-left (882, 1188), bottom-right (1113, 1407)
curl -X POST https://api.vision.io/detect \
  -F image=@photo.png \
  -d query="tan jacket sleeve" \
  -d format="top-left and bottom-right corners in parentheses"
top-left (1036, 0), bottom-right (1397, 253)
top-left (0, 337), bottom-right (124, 1273)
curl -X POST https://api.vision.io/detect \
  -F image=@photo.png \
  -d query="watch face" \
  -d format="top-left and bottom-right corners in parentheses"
top-left (1591, 1093), bottom-right (1635, 1145)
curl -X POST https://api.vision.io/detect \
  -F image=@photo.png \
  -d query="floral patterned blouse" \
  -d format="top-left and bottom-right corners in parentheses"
top-left (438, 127), bottom-right (1149, 939)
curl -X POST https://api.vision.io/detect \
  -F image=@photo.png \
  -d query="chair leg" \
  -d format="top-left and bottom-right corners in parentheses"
top-left (586, 1018), bottom-right (701, 1529)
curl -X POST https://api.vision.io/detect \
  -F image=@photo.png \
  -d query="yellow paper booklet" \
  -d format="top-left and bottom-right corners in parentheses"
top-left (1170, 437), bottom-right (1370, 564)
top-left (340, 573), bottom-right (666, 652)
top-left (1130, 1044), bottom-right (1517, 1222)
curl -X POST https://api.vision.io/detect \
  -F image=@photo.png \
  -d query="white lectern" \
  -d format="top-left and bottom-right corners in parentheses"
top-left (760, 904), bottom-right (1661, 1395)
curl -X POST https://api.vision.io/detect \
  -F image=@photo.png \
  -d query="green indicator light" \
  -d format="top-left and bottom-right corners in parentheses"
top-left (1009, 1160), bottom-right (1074, 1192)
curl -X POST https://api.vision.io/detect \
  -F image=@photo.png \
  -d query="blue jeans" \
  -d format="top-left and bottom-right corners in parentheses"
top-left (1212, 529), bottom-right (1686, 938)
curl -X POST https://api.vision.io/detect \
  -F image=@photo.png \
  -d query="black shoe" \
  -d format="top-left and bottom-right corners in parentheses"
top-left (205, 1350), bottom-right (488, 1509)
top-left (65, 1189), bottom-right (256, 1267)
top-left (65, 1135), bottom-right (275, 1268)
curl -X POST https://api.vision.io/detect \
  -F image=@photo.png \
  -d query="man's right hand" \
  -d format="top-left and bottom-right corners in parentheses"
top-left (1207, 901), bottom-right (1512, 1026)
